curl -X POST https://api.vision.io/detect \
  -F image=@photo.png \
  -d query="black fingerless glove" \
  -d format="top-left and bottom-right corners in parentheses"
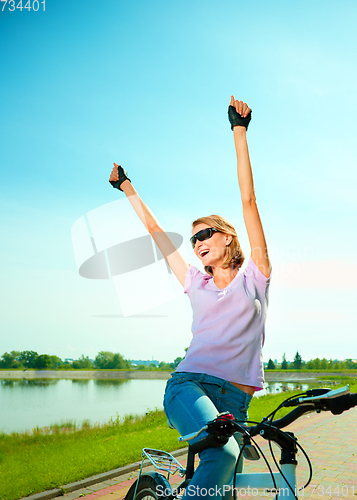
top-left (109, 165), bottom-right (131, 192)
top-left (228, 105), bottom-right (252, 131)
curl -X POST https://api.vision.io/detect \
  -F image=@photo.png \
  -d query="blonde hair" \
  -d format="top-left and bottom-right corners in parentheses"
top-left (192, 215), bottom-right (245, 277)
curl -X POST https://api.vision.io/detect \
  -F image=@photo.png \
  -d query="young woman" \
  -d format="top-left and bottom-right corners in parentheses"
top-left (109, 96), bottom-right (272, 499)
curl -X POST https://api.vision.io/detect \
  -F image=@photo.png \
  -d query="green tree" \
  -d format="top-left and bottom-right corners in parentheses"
top-left (172, 357), bottom-right (184, 368)
top-left (112, 353), bottom-right (130, 369)
top-left (281, 353), bottom-right (288, 370)
top-left (345, 359), bottom-right (357, 369)
top-left (72, 355), bottom-right (93, 369)
top-left (320, 358), bottom-right (328, 369)
top-left (267, 359), bottom-right (275, 369)
top-left (94, 351), bottom-right (130, 369)
top-left (49, 355), bottom-right (63, 369)
top-left (312, 358), bottom-right (321, 370)
top-left (0, 351), bottom-right (22, 369)
top-left (292, 351), bottom-right (302, 370)
top-left (94, 351), bottom-right (115, 369)
top-left (18, 351), bottom-right (38, 368)
top-left (34, 354), bottom-right (52, 369)
top-left (159, 361), bottom-right (172, 370)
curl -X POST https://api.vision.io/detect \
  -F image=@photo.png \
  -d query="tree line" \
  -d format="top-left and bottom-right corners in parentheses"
top-left (0, 350), bottom-right (184, 370)
top-left (1, 350), bottom-right (355, 371)
top-left (266, 351), bottom-right (357, 370)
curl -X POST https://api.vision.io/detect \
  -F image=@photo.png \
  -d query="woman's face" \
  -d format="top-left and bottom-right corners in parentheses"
top-left (192, 223), bottom-right (232, 266)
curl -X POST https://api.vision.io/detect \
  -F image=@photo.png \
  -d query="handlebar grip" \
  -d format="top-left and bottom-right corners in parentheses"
top-left (325, 393), bottom-right (357, 415)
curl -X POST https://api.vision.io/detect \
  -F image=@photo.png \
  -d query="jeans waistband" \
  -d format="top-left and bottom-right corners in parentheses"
top-left (171, 371), bottom-right (225, 385)
top-left (171, 371), bottom-right (253, 401)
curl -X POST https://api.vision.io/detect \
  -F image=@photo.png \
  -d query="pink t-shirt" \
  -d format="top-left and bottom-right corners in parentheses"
top-left (175, 257), bottom-right (271, 391)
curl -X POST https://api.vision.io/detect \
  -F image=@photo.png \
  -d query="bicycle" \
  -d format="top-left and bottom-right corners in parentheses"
top-left (124, 385), bottom-right (357, 500)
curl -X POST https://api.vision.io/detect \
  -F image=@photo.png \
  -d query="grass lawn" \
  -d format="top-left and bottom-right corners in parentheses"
top-left (0, 380), bottom-right (355, 500)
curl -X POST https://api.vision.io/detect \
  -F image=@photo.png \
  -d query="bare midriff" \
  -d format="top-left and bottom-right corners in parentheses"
top-left (229, 381), bottom-right (256, 396)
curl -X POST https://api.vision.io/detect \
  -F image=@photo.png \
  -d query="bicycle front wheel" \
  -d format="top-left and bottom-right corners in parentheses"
top-left (134, 487), bottom-right (158, 500)
top-left (125, 474), bottom-right (171, 500)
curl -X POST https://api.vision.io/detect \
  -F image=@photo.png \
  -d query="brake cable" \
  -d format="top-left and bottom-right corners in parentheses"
top-left (232, 421), bottom-right (277, 500)
top-left (267, 427), bottom-right (313, 495)
top-left (266, 392), bottom-right (315, 494)
top-left (233, 391), bottom-right (312, 500)
top-left (262, 391), bottom-right (311, 500)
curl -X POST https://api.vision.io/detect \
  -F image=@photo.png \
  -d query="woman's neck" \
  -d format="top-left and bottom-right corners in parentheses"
top-left (212, 266), bottom-right (239, 287)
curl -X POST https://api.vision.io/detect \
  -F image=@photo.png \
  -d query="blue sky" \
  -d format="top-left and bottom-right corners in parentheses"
top-left (1, 0), bottom-right (356, 364)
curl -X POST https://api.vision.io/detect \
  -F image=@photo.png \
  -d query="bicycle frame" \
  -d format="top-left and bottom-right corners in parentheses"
top-left (233, 467), bottom-right (297, 498)
top-left (126, 386), bottom-right (356, 500)
top-left (135, 441), bottom-right (299, 499)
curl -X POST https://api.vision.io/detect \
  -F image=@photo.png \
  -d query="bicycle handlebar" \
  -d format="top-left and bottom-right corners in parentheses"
top-left (178, 385), bottom-right (357, 443)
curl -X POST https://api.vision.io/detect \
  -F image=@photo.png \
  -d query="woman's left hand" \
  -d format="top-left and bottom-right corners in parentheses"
top-left (230, 95), bottom-right (251, 118)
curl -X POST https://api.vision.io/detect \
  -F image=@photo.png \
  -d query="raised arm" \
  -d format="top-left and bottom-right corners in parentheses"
top-left (229, 96), bottom-right (271, 279)
top-left (109, 163), bottom-right (190, 286)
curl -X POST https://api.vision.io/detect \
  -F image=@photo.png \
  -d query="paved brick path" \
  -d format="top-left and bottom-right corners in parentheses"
top-left (58, 408), bottom-right (357, 500)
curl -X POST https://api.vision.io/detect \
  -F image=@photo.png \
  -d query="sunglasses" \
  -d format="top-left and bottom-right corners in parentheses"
top-left (190, 227), bottom-right (220, 249)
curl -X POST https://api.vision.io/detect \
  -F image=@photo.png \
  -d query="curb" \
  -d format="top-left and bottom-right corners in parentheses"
top-left (20, 448), bottom-right (188, 500)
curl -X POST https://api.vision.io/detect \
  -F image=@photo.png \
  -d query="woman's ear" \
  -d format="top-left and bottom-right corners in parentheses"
top-left (225, 235), bottom-right (233, 246)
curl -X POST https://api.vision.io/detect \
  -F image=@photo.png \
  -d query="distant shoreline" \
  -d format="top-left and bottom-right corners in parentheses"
top-left (0, 370), bottom-right (355, 381)
top-left (0, 370), bottom-right (171, 380)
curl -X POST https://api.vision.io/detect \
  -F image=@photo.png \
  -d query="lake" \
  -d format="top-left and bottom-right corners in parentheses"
top-left (0, 378), bottom-right (316, 434)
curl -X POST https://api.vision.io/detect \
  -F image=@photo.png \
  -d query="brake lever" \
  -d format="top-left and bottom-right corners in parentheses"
top-left (178, 426), bottom-right (208, 442)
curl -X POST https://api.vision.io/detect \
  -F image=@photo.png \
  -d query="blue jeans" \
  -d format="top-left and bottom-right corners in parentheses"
top-left (163, 372), bottom-right (253, 500)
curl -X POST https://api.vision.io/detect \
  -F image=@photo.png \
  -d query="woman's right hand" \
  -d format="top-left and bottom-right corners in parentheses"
top-left (230, 96), bottom-right (251, 117)
top-left (228, 95), bottom-right (252, 130)
top-left (109, 163), bottom-right (131, 191)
